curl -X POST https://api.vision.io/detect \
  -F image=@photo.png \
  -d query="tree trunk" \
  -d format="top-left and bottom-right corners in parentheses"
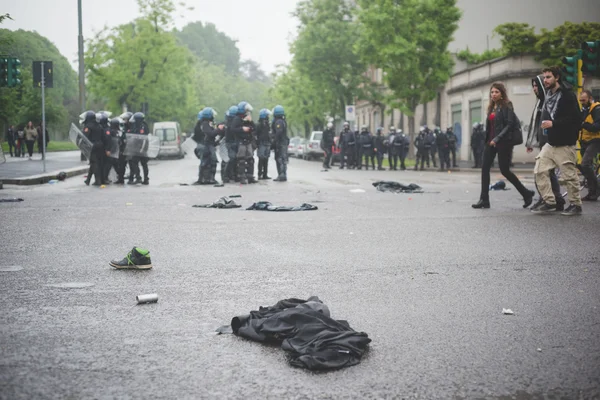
top-left (389, 108), bottom-right (394, 127)
top-left (435, 91), bottom-right (442, 127)
top-left (408, 114), bottom-right (416, 158)
top-left (304, 121), bottom-right (311, 138)
top-left (380, 105), bottom-right (386, 128)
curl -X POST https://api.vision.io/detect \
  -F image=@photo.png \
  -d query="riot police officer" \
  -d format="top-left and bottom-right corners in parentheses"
top-left (470, 122), bottom-right (485, 168)
top-left (436, 127), bottom-right (450, 170)
top-left (373, 127), bottom-right (385, 170)
top-left (119, 112), bottom-right (138, 184)
top-left (231, 101), bottom-right (256, 184)
top-left (272, 105), bottom-right (289, 182)
top-left (358, 125), bottom-right (373, 170)
top-left (414, 128), bottom-right (428, 171)
top-left (256, 108), bottom-right (272, 180)
top-left (82, 110), bottom-right (110, 186)
top-left (104, 117), bottom-right (122, 183)
top-left (225, 105), bottom-right (239, 182)
top-left (446, 126), bottom-right (459, 168)
top-left (427, 127), bottom-right (438, 169)
top-left (339, 122), bottom-right (355, 169)
top-left (321, 122), bottom-right (335, 169)
top-left (385, 127), bottom-right (396, 170)
top-left (199, 107), bottom-right (224, 185)
top-left (131, 112), bottom-right (150, 185)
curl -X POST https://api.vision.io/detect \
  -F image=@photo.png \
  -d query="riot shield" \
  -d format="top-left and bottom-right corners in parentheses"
top-left (217, 141), bottom-right (229, 163)
top-left (123, 134), bottom-right (160, 158)
top-left (181, 137), bottom-right (198, 156)
top-left (69, 123), bottom-right (93, 160)
top-left (108, 137), bottom-right (120, 159)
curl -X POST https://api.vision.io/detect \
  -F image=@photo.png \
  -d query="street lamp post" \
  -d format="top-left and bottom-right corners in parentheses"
top-left (78, 0), bottom-right (86, 161)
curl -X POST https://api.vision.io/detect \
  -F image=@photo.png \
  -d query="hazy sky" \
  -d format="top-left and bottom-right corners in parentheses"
top-left (3, 0), bottom-right (301, 74)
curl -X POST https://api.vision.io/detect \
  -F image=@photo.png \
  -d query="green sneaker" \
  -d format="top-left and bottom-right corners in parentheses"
top-left (109, 247), bottom-right (153, 270)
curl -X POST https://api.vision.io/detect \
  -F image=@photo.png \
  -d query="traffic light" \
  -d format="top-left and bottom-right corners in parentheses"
top-left (562, 49), bottom-right (582, 87)
top-left (0, 58), bottom-right (8, 87)
top-left (581, 40), bottom-right (600, 77)
top-left (7, 57), bottom-right (21, 87)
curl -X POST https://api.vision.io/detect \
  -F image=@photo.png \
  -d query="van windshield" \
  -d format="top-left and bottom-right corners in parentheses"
top-left (156, 128), bottom-right (177, 141)
top-left (312, 133), bottom-right (322, 141)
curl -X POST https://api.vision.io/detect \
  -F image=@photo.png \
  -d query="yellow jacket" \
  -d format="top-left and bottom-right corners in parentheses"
top-left (580, 102), bottom-right (600, 142)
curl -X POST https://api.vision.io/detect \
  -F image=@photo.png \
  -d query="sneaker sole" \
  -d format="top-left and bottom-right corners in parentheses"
top-left (560, 212), bottom-right (582, 216)
top-left (109, 262), bottom-right (153, 270)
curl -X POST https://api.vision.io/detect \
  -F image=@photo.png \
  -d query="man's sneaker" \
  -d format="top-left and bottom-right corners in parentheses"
top-left (556, 201), bottom-right (565, 211)
top-left (110, 247), bottom-right (153, 270)
top-left (582, 193), bottom-right (598, 201)
top-left (531, 203), bottom-right (557, 213)
top-left (561, 204), bottom-right (582, 216)
top-left (530, 198), bottom-right (544, 211)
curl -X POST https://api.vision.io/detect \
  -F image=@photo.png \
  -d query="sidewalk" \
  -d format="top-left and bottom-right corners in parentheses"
top-left (0, 151), bottom-right (88, 185)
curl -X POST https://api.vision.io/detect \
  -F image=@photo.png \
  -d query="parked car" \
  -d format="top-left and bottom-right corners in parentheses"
top-left (288, 137), bottom-right (301, 156)
top-left (303, 131), bottom-right (323, 160)
top-left (296, 138), bottom-right (308, 158)
top-left (153, 121), bottom-right (184, 159)
top-left (331, 136), bottom-right (341, 166)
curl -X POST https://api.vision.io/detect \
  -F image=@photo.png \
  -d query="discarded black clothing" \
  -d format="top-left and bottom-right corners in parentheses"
top-left (0, 198), bottom-right (24, 202)
top-left (216, 296), bottom-right (371, 370)
top-left (246, 202), bottom-right (318, 211)
top-left (489, 180), bottom-right (510, 191)
top-left (192, 196), bottom-right (241, 209)
top-left (373, 181), bottom-right (423, 193)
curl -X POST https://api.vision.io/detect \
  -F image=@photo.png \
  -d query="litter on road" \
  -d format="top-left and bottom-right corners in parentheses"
top-left (246, 201), bottom-right (318, 211)
top-left (373, 181), bottom-right (423, 193)
top-left (0, 198), bottom-right (24, 203)
top-left (502, 308), bottom-right (515, 315)
top-left (136, 293), bottom-right (159, 304)
top-left (193, 196), bottom-right (242, 209)
top-left (216, 296), bottom-right (371, 370)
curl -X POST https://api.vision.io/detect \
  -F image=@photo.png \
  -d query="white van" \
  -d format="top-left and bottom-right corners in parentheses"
top-left (153, 121), bottom-right (184, 159)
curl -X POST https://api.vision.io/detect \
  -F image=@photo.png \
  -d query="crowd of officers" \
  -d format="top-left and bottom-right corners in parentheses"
top-left (191, 102), bottom-right (289, 185)
top-left (79, 110), bottom-right (150, 186)
top-left (319, 122), bottom-right (487, 171)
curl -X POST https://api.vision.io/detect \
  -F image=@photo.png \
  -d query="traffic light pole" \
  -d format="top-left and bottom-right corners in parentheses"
top-left (41, 61), bottom-right (46, 173)
top-left (577, 58), bottom-right (583, 96)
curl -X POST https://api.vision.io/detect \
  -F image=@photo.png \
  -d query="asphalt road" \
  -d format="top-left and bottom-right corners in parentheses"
top-left (1, 154), bottom-right (599, 399)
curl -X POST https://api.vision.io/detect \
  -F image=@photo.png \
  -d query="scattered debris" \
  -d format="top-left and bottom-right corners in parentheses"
top-left (216, 296), bottom-right (371, 370)
top-left (126, 203), bottom-right (133, 206)
top-left (349, 188), bottom-right (365, 193)
top-left (228, 194), bottom-right (242, 198)
top-left (136, 293), bottom-right (159, 304)
top-left (537, 348), bottom-right (542, 352)
top-left (373, 181), bottom-right (423, 193)
top-left (0, 266), bottom-right (23, 272)
top-left (0, 198), bottom-right (24, 203)
top-left (45, 282), bottom-right (95, 289)
top-left (502, 308), bottom-right (514, 315)
top-left (321, 169), bottom-right (329, 172)
top-left (193, 196), bottom-right (241, 209)
top-left (48, 179), bottom-right (58, 184)
top-left (490, 180), bottom-right (510, 191)
top-left (246, 202), bottom-right (318, 212)
top-left (57, 172), bottom-right (67, 181)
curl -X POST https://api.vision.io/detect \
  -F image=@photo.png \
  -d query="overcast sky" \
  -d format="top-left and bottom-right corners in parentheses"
top-left (3, 0), bottom-right (301, 74)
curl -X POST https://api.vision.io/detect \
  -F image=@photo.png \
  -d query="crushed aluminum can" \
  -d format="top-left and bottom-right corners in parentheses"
top-left (136, 293), bottom-right (158, 304)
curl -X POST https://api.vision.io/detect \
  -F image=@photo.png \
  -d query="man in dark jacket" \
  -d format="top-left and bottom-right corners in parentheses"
top-left (578, 90), bottom-right (600, 201)
top-left (321, 122), bottom-right (335, 169)
top-left (373, 127), bottom-right (385, 170)
top-left (533, 67), bottom-right (583, 215)
top-left (5, 125), bottom-right (15, 157)
top-left (527, 75), bottom-right (565, 210)
top-left (470, 123), bottom-right (485, 168)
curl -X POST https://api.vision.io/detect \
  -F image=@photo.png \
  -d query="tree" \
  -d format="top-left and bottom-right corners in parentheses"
top-left (291, 0), bottom-right (366, 120)
top-left (175, 21), bottom-right (241, 75)
top-left (239, 60), bottom-right (269, 83)
top-left (0, 28), bottom-right (79, 137)
top-left (355, 0), bottom-right (461, 150)
top-left (535, 22), bottom-right (600, 66)
top-left (456, 47), bottom-right (504, 64)
top-left (85, 18), bottom-right (198, 126)
top-left (493, 23), bottom-right (537, 55)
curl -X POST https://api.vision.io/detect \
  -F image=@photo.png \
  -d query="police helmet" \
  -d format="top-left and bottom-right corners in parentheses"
top-left (119, 112), bottom-right (133, 122)
top-left (259, 108), bottom-right (272, 120)
top-left (326, 122), bottom-right (334, 129)
top-left (237, 101), bottom-right (253, 115)
top-left (343, 121), bottom-right (350, 127)
top-left (273, 105), bottom-right (285, 117)
top-left (398, 129), bottom-right (403, 134)
top-left (419, 126), bottom-right (426, 132)
top-left (472, 122), bottom-right (480, 129)
top-left (200, 107), bottom-right (217, 120)
top-left (376, 127), bottom-right (383, 134)
top-left (133, 112), bottom-right (145, 122)
top-left (361, 125), bottom-right (367, 131)
top-left (82, 110), bottom-right (96, 123)
top-left (110, 118), bottom-right (121, 129)
top-left (96, 111), bottom-right (109, 124)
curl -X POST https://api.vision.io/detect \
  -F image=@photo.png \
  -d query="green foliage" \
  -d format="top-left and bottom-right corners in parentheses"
top-left (493, 23), bottom-right (537, 55)
top-left (535, 22), bottom-right (600, 66)
top-left (355, 0), bottom-right (461, 135)
top-left (175, 21), bottom-right (240, 75)
top-left (1, 140), bottom-right (78, 153)
top-left (291, 0), bottom-right (366, 118)
top-left (0, 29), bottom-right (78, 137)
top-left (456, 47), bottom-right (505, 64)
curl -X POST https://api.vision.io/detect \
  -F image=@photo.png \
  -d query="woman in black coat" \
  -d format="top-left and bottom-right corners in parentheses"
top-left (472, 82), bottom-right (534, 209)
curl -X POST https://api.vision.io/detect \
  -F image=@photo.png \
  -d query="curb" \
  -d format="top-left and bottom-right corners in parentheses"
top-left (0, 165), bottom-right (88, 186)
